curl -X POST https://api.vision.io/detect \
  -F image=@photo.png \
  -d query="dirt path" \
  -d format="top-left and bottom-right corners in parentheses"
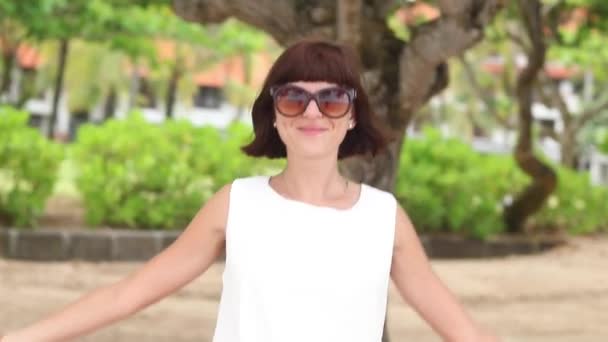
top-left (1, 235), bottom-right (607, 341)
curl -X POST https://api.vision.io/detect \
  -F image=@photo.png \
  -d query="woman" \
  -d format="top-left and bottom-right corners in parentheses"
top-left (1, 40), bottom-right (499, 342)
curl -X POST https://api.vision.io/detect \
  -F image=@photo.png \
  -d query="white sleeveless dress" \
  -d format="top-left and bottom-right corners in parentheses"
top-left (212, 176), bottom-right (397, 342)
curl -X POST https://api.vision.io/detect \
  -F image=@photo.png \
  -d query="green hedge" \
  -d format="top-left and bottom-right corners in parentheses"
top-left (72, 112), bottom-right (282, 230)
top-left (531, 167), bottom-right (608, 234)
top-left (597, 128), bottom-right (608, 154)
top-left (396, 127), bottom-right (608, 239)
top-left (5, 105), bottom-right (604, 236)
top-left (395, 128), bottom-right (526, 239)
top-left (0, 106), bottom-right (64, 227)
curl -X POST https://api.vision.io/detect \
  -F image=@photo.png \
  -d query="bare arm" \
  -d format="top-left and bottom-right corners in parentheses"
top-left (390, 204), bottom-right (499, 342)
top-left (2, 183), bottom-right (232, 342)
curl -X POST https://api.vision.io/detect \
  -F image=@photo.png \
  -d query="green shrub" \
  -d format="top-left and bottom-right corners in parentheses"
top-left (0, 106), bottom-right (64, 227)
top-left (72, 112), bottom-right (281, 229)
top-left (395, 127), bottom-right (527, 239)
top-left (596, 128), bottom-right (608, 154)
top-left (395, 127), bottom-right (607, 239)
top-left (196, 122), bottom-right (284, 191)
top-left (71, 116), bottom-right (608, 235)
top-left (533, 167), bottom-right (608, 234)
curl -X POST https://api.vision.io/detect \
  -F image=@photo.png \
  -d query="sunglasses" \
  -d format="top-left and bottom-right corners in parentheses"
top-left (269, 84), bottom-right (357, 118)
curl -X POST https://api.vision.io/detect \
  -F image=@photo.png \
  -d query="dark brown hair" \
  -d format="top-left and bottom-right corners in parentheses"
top-left (241, 39), bottom-right (387, 159)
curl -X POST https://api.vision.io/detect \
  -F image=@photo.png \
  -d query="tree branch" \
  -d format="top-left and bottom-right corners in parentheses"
top-left (515, 0), bottom-right (545, 152)
top-left (459, 53), bottom-right (514, 129)
top-left (501, 55), bottom-right (517, 98)
top-left (504, 0), bottom-right (557, 232)
top-left (518, 2), bottom-right (545, 89)
top-left (172, 0), bottom-right (303, 44)
top-left (369, 0), bottom-right (402, 19)
top-left (506, 27), bottom-right (530, 54)
top-left (540, 72), bottom-right (572, 121)
top-left (337, 0), bottom-right (362, 50)
top-left (437, 0), bottom-right (471, 16)
top-left (576, 95), bottom-right (608, 130)
top-left (459, 54), bottom-right (494, 111)
top-left (399, 0), bottom-right (504, 115)
top-left (534, 80), bottom-right (552, 108)
top-left (172, 0), bottom-right (502, 123)
top-left (513, 0), bottom-right (545, 153)
top-left (540, 125), bottom-right (561, 141)
top-left (543, 0), bottom-right (566, 45)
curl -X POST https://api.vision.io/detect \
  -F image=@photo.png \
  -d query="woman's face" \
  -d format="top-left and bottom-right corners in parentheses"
top-left (273, 81), bottom-right (356, 159)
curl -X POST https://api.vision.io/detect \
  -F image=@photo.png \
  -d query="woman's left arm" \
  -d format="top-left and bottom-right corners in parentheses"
top-left (390, 204), bottom-right (500, 342)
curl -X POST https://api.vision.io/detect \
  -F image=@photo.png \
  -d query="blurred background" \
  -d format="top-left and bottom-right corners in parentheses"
top-left (1, 0), bottom-right (607, 341)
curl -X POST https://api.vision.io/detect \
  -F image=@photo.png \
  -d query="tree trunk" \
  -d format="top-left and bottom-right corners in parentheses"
top-left (337, 0), bottom-right (361, 50)
top-left (165, 60), bottom-right (181, 119)
top-left (339, 77), bottom-right (407, 193)
top-left (1, 51), bottom-right (15, 98)
top-left (560, 128), bottom-right (577, 169)
top-left (103, 86), bottom-right (117, 121)
top-left (503, 0), bottom-right (557, 233)
top-left (128, 60), bottom-right (140, 111)
top-left (140, 77), bottom-right (157, 108)
top-left (333, 0), bottom-right (404, 191)
top-left (49, 39), bottom-right (70, 139)
top-left (16, 69), bottom-right (37, 108)
top-left (232, 52), bottom-right (253, 124)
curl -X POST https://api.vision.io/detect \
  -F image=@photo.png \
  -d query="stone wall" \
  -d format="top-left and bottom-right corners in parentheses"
top-left (0, 228), bottom-right (563, 261)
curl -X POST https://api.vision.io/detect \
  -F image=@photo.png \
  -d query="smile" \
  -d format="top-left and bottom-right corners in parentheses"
top-left (297, 127), bottom-right (328, 136)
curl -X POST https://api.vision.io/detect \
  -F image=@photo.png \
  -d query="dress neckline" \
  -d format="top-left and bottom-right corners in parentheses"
top-left (263, 175), bottom-right (365, 212)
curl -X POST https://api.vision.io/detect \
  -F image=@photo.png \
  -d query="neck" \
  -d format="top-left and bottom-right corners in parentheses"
top-left (276, 153), bottom-right (347, 202)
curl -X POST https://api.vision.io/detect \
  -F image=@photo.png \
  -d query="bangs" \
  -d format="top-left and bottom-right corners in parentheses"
top-left (266, 41), bottom-right (360, 89)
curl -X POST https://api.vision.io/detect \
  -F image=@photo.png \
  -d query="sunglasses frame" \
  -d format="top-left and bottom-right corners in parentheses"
top-left (269, 84), bottom-right (357, 118)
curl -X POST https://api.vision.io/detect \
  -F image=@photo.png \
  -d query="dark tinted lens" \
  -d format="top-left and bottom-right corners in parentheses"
top-left (275, 87), bottom-right (309, 116)
top-left (317, 88), bottom-right (351, 117)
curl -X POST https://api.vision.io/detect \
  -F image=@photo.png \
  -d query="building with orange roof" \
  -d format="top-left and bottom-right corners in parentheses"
top-left (16, 44), bottom-right (43, 70)
top-left (395, 2), bottom-right (440, 25)
top-left (0, 42), bottom-right (44, 70)
top-left (0, 38), bottom-right (276, 141)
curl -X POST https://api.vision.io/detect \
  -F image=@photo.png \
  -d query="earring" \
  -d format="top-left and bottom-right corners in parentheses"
top-left (348, 121), bottom-right (354, 129)
top-left (273, 121), bottom-right (277, 128)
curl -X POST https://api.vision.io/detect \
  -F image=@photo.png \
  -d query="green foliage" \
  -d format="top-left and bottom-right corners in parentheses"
top-left (544, 0), bottom-right (608, 79)
top-left (385, 2), bottom-right (438, 43)
top-left (387, 12), bottom-right (411, 42)
top-left (0, 106), bottom-right (64, 227)
top-left (214, 18), bottom-right (270, 55)
top-left (395, 128), bottom-right (527, 239)
top-left (533, 167), bottom-right (608, 234)
top-left (597, 128), bottom-right (608, 154)
top-left (224, 79), bottom-right (258, 110)
top-left (395, 127), bottom-right (607, 239)
top-left (23, 0), bottom-right (103, 40)
top-left (64, 40), bottom-right (120, 112)
top-left (72, 112), bottom-right (282, 229)
top-left (3, 0), bottom-right (275, 114)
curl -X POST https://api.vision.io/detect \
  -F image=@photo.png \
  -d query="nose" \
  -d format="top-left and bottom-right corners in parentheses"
top-left (301, 98), bottom-right (323, 118)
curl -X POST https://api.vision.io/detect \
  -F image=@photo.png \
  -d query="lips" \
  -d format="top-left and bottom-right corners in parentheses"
top-left (297, 126), bottom-right (327, 135)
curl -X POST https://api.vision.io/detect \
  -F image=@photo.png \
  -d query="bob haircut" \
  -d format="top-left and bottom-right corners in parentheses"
top-left (241, 39), bottom-right (388, 159)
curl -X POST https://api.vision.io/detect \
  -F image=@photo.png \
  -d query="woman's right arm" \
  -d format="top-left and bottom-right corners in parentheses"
top-left (2, 183), bottom-right (232, 342)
